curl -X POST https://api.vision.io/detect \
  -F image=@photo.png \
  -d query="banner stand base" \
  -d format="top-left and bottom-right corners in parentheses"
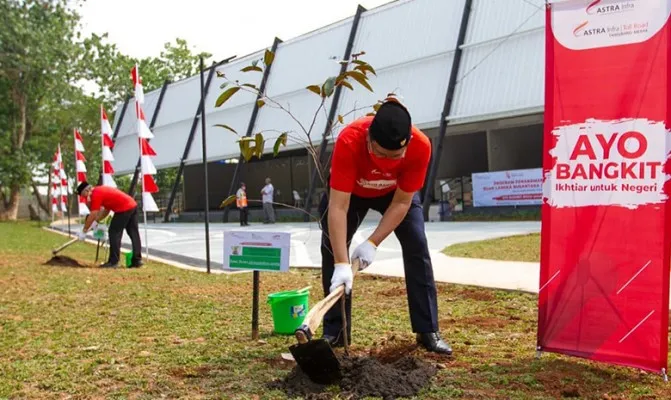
top-left (662, 368), bottom-right (668, 383)
top-left (535, 346), bottom-right (542, 359)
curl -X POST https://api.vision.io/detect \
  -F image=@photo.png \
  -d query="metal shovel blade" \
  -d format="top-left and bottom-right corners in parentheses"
top-left (288, 338), bottom-right (342, 385)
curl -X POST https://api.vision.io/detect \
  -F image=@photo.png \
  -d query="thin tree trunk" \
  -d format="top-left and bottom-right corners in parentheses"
top-left (0, 185), bottom-right (21, 221)
top-left (31, 181), bottom-right (50, 214)
top-left (0, 186), bottom-right (8, 209)
top-left (1, 86), bottom-right (28, 221)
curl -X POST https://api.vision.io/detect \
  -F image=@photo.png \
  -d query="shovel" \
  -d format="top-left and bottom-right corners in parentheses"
top-left (52, 237), bottom-right (79, 255)
top-left (289, 259), bottom-right (360, 384)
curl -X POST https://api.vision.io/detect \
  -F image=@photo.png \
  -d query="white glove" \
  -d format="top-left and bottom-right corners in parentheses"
top-left (76, 231), bottom-right (87, 241)
top-left (90, 221), bottom-right (98, 231)
top-left (351, 240), bottom-right (377, 269)
top-left (330, 263), bottom-right (353, 295)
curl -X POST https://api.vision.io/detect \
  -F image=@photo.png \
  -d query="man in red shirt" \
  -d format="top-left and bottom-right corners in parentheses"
top-left (320, 99), bottom-right (451, 355)
top-left (76, 182), bottom-right (143, 268)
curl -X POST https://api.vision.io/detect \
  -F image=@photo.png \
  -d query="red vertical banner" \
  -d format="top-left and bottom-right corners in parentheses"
top-left (540, 0), bottom-right (671, 374)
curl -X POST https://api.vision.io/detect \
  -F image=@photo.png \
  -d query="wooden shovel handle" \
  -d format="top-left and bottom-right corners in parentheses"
top-left (296, 259), bottom-right (360, 344)
top-left (52, 237), bottom-right (79, 255)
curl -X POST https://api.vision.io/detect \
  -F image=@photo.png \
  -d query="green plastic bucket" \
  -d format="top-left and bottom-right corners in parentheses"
top-left (125, 252), bottom-right (133, 267)
top-left (267, 286), bottom-right (310, 335)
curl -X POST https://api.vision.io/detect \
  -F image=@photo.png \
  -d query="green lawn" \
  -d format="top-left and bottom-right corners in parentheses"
top-left (443, 233), bottom-right (541, 263)
top-left (0, 223), bottom-right (668, 399)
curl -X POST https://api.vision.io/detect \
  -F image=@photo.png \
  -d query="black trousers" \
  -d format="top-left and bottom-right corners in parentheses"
top-left (108, 206), bottom-right (142, 265)
top-left (239, 207), bottom-right (249, 226)
top-left (319, 191), bottom-right (439, 340)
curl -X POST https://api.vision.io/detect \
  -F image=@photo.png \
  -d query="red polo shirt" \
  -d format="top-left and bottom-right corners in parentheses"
top-left (329, 116), bottom-right (431, 198)
top-left (90, 186), bottom-right (137, 213)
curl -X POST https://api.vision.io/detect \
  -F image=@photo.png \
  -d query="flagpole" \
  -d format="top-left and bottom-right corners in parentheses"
top-left (140, 135), bottom-right (149, 262)
top-left (74, 128), bottom-right (78, 220)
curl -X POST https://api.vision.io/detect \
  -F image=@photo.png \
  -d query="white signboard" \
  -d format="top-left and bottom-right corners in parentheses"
top-left (472, 168), bottom-right (543, 207)
top-left (223, 231), bottom-right (291, 272)
top-left (551, 0), bottom-right (670, 51)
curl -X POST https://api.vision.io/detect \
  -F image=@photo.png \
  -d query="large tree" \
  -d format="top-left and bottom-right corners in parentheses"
top-left (0, 0), bottom-right (212, 220)
top-left (0, 0), bottom-right (84, 220)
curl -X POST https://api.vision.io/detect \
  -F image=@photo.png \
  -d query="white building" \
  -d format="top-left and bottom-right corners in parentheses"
top-left (111, 0), bottom-right (545, 214)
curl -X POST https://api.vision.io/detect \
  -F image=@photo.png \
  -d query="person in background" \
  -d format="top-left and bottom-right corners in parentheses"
top-left (76, 181), bottom-right (143, 268)
top-left (261, 177), bottom-right (275, 224)
top-left (236, 182), bottom-right (249, 226)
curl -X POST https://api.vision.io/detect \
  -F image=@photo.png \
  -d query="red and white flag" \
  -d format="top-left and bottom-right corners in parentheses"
top-left (56, 145), bottom-right (68, 213)
top-left (135, 102), bottom-right (154, 139)
top-left (131, 66), bottom-right (158, 212)
top-left (131, 64), bottom-right (144, 105)
top-left (74, 129), bottom-right (89, 215)
top-left (101, 105), bottom-right (117, 188)
top-left (51, 152), bottom-right (60, 213)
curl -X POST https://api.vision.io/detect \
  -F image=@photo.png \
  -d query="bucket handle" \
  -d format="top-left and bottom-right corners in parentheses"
top-left (296, 286), bottom-right (311, 294)
top-left (267, 286), bottom-right (311, 305)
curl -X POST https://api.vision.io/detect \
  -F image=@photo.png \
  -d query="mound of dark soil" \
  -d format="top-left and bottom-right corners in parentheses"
top-left (269, 355), bottom-right (437, 400)
top-left (44, 256), bottom-right (88, 268)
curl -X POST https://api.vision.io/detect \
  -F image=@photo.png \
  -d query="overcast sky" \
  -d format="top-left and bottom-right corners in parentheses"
top-left (78, 0), bottom-right (393, 61)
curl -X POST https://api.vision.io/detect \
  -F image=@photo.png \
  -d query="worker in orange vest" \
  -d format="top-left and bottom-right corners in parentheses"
top-left (236, 182), bottom-right (249, 226)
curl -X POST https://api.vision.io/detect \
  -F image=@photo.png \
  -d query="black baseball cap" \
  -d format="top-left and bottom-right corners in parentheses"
top-left (368, 101), bottom-right (412, 150)
top-left (76, 182), bottom-right (91, 196)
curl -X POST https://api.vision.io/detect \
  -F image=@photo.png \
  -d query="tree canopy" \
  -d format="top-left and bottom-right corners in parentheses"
top-left (0, 0), bottom-right (212, 220)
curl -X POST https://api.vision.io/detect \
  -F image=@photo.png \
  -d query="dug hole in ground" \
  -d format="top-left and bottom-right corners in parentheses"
top-left (271, 335), bottom-right (439, 400)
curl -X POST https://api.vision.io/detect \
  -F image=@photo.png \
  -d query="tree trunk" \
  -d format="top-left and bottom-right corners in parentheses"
top-left (0, 185), bottom-right (21, 221)
top-left (0, 187), bottom-right (8, 209)
top-left (0, 83), bottom-right (28, 221)
top-left (31, 181), bottom-right (50, 214)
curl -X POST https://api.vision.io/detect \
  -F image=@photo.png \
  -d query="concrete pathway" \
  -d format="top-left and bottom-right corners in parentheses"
top-left (363, 252), bottom-right (540, 293)
top-left (50, 220), bottom-right (542, 292)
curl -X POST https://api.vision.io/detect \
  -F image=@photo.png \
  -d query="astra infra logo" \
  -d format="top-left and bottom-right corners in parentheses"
top-left (586, 0), bottom-right (635, 15)
top-left (573, 21), bottom-right (589, 36)
top-left (572, 20), bottom-right (605, 37)
top-left (586, 0), bottom-right (602, 14)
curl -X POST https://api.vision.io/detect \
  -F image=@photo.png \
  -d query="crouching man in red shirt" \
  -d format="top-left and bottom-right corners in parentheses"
top-left (76, 182), bottom-right (143, 268)
top-left (320, 99), bottom-right (451, 355)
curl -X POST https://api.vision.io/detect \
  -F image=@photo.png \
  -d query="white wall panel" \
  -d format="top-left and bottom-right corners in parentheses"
top-left (203, 51), bottom-right (265, 115)
top-left (178, 51), bottom-right (267, 163)
top-left (336, 0), bottom-right (464, 132)
top-left (338, 53), bottom-right (454, 129)
top-left (111, 134), bottom-right (139, 175)
top-left (148, 119), bottom-right (195, 170)
top-left (264, 20), bottom-right (352, 97)
top-left (114, 90), bottom-right (162, 139)
top-left (449, 29), bottom-right (544, 123)
top-left (186, 104), bottom-right (256, 163)
top-left (255, 91), bottom-right (337, 154)
top-left (252, 18), bottom-right (352, 155)
top-left (113, 115), bottom-right (193, 174)
top-left (352, 0), bottom-right (464, 68)
top-left (466, 0), bottom-right (544, 44)
top-left (153, 75), bottom-right (202, 128)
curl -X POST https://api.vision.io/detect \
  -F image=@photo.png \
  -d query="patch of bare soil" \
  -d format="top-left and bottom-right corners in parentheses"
top-left (378, 286), bottom-right (407, 297)
top-left (270, 338), bottom-right (437, 400)
top-left (43, 256), bottom-right (91, 268)
top-left (460, 315), bottom-right (510, 329)
top-left (270, 355), bottom-right (436, 400)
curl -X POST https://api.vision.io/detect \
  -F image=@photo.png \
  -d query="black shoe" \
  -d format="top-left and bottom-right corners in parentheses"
top-left (128, 261), bottom-right (144, 268)
top-left (100, 262), bottom-right (118, 268)
top-left (322, 334), bottom-right (345, 348)
top-left (416, 332), bottom-right (452, 355)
